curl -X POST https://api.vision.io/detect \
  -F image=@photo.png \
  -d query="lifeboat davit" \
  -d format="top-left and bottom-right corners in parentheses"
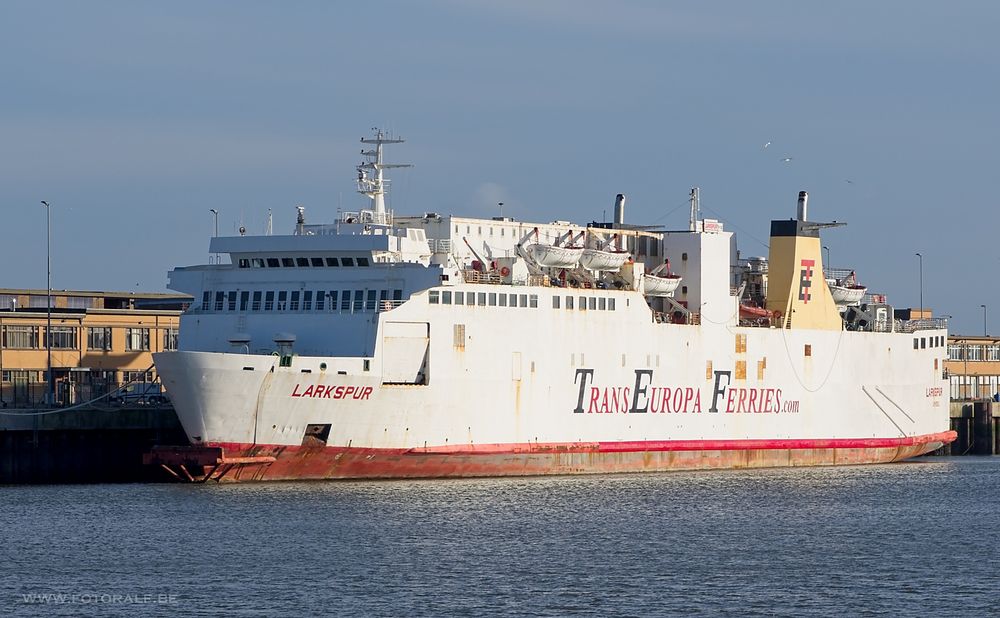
top-left (643, 273), bottom-right (682, 296)
top-left (579, 248), bottom-right (630, 272)
top-left (527, 243), bottom-right (582, 268)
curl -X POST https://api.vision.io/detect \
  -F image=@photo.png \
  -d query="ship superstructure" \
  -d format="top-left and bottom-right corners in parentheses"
top-left (148, 130), bottom-right (955, 482)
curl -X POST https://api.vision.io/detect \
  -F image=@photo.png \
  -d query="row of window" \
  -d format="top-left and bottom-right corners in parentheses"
top-left (0, 369), bottom-right (155, 383)
top-left (236, 256), bottom-right (371, 269)
top-left (201, 289), bottom-right (404, 313)
top-left (430, 290), bottom-right (540, 308)
top-left (429, 290), bottom-right (618, 312)
top-left (0, 326), bottom-right (177, 352)
top-left (948, 344), bottom-right (1000, 362)
top-left (914, 335), bottom-right (945, 350)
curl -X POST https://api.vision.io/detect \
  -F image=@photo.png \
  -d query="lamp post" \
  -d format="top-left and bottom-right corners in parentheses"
top-left (823, 245), bottom-right (830, 277)
top-left (40, 200), bottom-right (53, 406)
top-left (915, 252), bottom-right (923, 317)
top-left (209, 208), bottom-right (219, 263)
top-left (982, 304), bottom-right (988, 337)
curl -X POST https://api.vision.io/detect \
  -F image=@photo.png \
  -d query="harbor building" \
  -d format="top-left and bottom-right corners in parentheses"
top-left (945, 335), bottom-right (1000, 400)
top-left (0, 288), bottom-right (191, 407)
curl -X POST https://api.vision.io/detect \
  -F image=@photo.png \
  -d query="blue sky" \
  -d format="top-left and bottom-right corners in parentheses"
top-left (1, 1), bottom-right (997, 334)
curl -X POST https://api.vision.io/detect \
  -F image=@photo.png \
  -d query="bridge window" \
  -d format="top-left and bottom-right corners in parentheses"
top-left (366, 290), bottom-right (377, 311)
top-left (342, 257), bottom-right (355, 267)
top-left (311, 257), bottom-right (324, 267)
top-left (442, 291), bottom-right (452, 305)
top-left (238, 259), bottom-right (250, 268)
top-left (214, 292), bottom-right (224, 311)
top-left (455, 292), bottom-right (465, 305)
top-left (264, 291), bottom-right (274, 311)
top-left (498, 294), bottom-right (507, 307)
top-left (227, 291), bottom-right (237, 311)
top-left (202, 291), bottom-right (211, 310)
top-left (529, 295), bottom-right (538, 308)
top-left (341, 291), bottom-right (352, 312)
top-left (277, 291), bottom-right (288, 311)
top-left (239, 291), bottom-right (249, 311)
top-left (477, 293), bottom-right (486, 306)
top-left (393, 289), bottom-right (403, 301)
top-left (429, 291), bottom-right (440, 304)
top-left (303, 291), bottom-right (313, 311)
top-left (267, 258), bottom-right (280, 268)
top-left (357, 257), bottom-right (370, 267)
top-left (252, 258), bottom-right (265, 268)
top-left (282, 258), bottom-right (294, 267)
top-left (326, 257), bottom-right (339, 267)
top-left (290, 291), bottom-right (300, 311)
top-left (252, 291), bottom-right (262, 311)
top-left (296, 257), bottom-right (309, 267)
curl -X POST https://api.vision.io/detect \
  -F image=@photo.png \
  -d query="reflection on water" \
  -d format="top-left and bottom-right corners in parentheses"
top-left (2, 458), bottom-right (998, 616)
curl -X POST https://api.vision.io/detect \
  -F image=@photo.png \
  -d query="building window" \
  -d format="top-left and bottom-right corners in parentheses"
top-left (579, 296), bottom-right (587, 310)
top-left (566, 296), bottom-right (574, 310)
top-left (509, 294), bottom-right (518, 308)
top-left (477, 293), bottom-right (486, 306)
top-left (2, 325), bottom-right (38, 349)
top-left (553, 296), bottom-right (561, 309)
top-left (429, 290), bottom-right (440, 304)
top-left (126, 328), bottom-right (150, 351)
top-left (88, 327), bottom-right (112, 351)
top-left (609, 298), bottom-right (615, 311)
top-left (599, 297), bottom-right (607, 311)
top-left (163, 328), bottom-right (179, 351)
top-left (442, 291), bottom-right (452, 305)
top-left (123, 370), bottom-right (154, 383)
top-left (455, 291), bottom-right (465, 305)
top-left (47, 326), bottom-right (77, 350)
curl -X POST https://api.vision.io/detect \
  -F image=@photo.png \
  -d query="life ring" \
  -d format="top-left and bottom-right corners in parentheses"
top-left (500, 266), bottom-right (511, 277)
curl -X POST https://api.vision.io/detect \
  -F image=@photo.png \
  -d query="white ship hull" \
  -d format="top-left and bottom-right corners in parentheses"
top-left (152, 287), bottom-right (952, 481)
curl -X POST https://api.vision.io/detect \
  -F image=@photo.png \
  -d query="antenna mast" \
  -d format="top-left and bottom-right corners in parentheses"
top-left (357, 128), bottom-right (411, 225)
top-left (689, 187), bottom-right (700, 232)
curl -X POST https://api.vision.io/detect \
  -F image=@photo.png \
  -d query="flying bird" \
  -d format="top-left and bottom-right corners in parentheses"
top-left (780, 157), bottom-right (793, 163)
top-left (762, 141), bottom-right (771, 150)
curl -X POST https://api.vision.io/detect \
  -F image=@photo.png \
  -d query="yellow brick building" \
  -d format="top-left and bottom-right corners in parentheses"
top-left (0, 288), bottom-right (190, 407)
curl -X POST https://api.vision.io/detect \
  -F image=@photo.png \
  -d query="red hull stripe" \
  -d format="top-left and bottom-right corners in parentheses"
top-left (214, 430), bottom-right (957, 457)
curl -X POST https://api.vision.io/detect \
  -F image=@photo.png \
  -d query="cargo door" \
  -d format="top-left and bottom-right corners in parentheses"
top-left (382, 321), bottom-right (430, 385)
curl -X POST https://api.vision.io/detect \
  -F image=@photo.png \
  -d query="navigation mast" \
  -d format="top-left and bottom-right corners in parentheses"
top-left (357, 129), bottom-right (411, 225)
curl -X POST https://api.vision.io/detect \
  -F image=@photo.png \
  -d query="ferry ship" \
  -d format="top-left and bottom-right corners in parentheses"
top-left (147, 130), bottom-right (956, 482)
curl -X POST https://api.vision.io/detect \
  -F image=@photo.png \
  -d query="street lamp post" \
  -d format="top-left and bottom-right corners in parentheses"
top-left (40, 200), bottom-right (53, 406)
top-left (209, 208), bottom-right (219, 263)
top-left (915, 252), bottom-right (923, 317)
top-left (982, 304), bottom-right (988, 337)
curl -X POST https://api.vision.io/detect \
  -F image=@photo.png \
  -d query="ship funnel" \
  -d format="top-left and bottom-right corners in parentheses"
top-left (797, 191), bottom-right (808, 221)
top-left (614, 194), bottom-right (625, 225)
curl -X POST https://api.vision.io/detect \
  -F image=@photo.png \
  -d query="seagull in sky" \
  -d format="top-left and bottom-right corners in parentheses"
top-left (780, 157), bottom-right (793, 163)
top-left (762, 141), bottom-right (771, 150)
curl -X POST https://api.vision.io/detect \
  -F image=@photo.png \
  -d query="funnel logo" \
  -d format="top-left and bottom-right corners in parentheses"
top-left (798, 259), bottom-right (815, 303)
